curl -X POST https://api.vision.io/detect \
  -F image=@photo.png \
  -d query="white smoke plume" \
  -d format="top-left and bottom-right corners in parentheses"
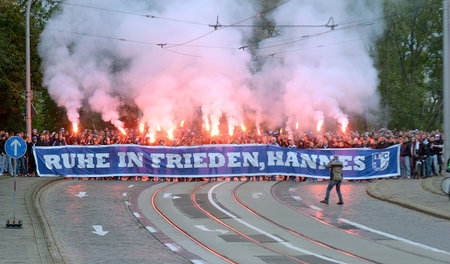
top-left (39, 0), bottom-right (382, 136)
top-left (254, 0), bottom-right (383, 133)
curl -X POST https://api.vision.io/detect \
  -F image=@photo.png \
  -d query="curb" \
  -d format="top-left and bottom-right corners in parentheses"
top-left (366, 181), bottom-right (450, 221)
top-left (422, 176), bottom-right (446, 196)
top-left (27, 178), bottom-right (67, 264)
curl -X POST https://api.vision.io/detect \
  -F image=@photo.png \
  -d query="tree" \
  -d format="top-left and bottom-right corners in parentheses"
top-left (376, 0), bottom-right (443, 130)
top-left (0, 1), bottom-right (68, 134)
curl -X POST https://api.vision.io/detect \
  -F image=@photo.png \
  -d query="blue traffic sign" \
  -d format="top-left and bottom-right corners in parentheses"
top-left (5, 136), bottom-right (27, 158)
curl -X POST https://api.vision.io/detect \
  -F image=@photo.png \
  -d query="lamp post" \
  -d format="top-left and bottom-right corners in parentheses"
top-left (444, 0), bottom-right (450, 176)
top-left (25, 0), bottom-right (32, 141)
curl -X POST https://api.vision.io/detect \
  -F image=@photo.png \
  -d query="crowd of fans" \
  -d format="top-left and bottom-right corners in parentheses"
top-left (0, 127), bottom-right (447, 181)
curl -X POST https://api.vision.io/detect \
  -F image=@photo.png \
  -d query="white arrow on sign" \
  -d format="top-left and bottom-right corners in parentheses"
top-left (75, 192), bottom-right (87, 198)
top-left (92, 225), bottom-right (109, 236)
top-left (194, 225), bottom-right (228, 234)
top-left (163, 193), bottom-right (181, 199)
top-left (252, 192), bottom-right (262, 199)
top-left (11, 140), bottom-right (21, 156)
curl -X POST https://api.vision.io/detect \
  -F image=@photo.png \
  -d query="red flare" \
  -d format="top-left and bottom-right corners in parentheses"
top-left (316, 120), bottom-right (324, 132)
top-left (119, 127), bottom-right (127, 135)
top-left (180, 120), bottom-right (185, 128)
top-left (139, 123), bottom-right (144, 134)
top-left (73, 123), bottom-right (78, 133)
top-left (240, 123), bottom-right (246, 132)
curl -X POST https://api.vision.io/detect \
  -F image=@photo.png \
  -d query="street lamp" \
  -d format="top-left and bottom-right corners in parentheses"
top-left (25, 0), bottom-right (32, 141)
top-left (444, 0), bottom-right (450, 176)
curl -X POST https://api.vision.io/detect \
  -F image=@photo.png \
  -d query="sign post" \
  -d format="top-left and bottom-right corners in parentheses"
top-left (4, 136), bottom-right (27, 229)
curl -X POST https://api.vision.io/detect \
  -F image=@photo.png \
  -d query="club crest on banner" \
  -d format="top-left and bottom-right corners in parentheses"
top-left (372, 151), bottom-right (389, 171)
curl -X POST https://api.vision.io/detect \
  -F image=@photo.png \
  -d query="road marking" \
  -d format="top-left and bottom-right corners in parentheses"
top-left (289, 187), bottom-right (296, 192)
top-left (252, 192), bottom-right (262, 199)
top-left (145, 226), bottom-right (157, 233)
top-left (209, 182), bottom-right (346, 264)
top-left (122, 192), bottom-right (127, 197)
top-left (292, 195), bottom-right (302, 201)
top-left (133, 212), bottom-right (141, 218)
top-left (163, 193), bottom-right (181, 199)
top-left (309, 205), bottom-right (323, 211)
top-left (128, 184), bottom-right (135, 188)
top-left (92, 225), bottom-right (109, 236)
top-left (124, 201), bottom-right (130, 206)
top-left (338, 218), bottom-right (450, 256)
top-left (165, 243), bottom-right (179, 251)
top-left (194, 225), bottom-right (228, 234)
top-left (75, 192), bottom-right (87, 198)
top-left (191, 260), bottom-right (206, 264)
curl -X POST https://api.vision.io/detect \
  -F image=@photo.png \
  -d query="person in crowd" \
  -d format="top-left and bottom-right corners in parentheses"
top-left (410, 135), bottom-right (422, 179)
top-left (320, 155), bottom-right (344, 205)
top-left (433, 134), bottom-right (444, 174)
top-left (399, 137), bottom-right (412, 178)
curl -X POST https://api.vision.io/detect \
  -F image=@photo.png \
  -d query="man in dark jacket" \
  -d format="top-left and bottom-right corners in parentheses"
top-left (399, 137), bottom-right (411, 178)
top-left (320, 155), bottom-right (344, 205)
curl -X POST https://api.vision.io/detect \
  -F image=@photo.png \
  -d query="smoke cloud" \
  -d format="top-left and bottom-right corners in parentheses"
top-left (39, 0), bottom-right (383, 136)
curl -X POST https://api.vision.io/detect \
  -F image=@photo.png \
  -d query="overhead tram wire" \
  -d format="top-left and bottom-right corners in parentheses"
top-left (255, 18), bottom-right (383, 51)
top-left (165, 0), bottom-right (292, 49)
top-left (48, 0), bottom-right (210, 26)
top-left (259, 37), bottom-right (372, 58)
top-left (43, 28), bottom-right (203, 58)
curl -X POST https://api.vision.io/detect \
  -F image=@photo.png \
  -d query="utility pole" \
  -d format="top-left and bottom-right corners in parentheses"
top-left (25, 0), bottom-right (32, 141)
top-left (444, 0), bottom-right (450, 176)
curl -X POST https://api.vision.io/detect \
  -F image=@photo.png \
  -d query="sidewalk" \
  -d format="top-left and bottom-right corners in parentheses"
top-left (0, 176), bottom-right (57, 264)
top-left (367, 175), bottom-right (450, 220)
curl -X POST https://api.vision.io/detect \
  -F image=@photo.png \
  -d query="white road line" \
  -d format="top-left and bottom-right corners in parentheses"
top-left (145, 226), bottom-right (157, 233)
top-left (209, 182), bottom-right (347, 264)
top-left (190, 259), bottom-right (206, 264)
top-left (338, 218), bottom-right (450, 256)
top-left (133, 212), bottom-right (141, 218)
top-left (308, 205), bottom-right (323, 211)
top-left (128, 184), bottom-right (134, 188)
top-left (122, 192), bottom-right (127, 197)
top-left (292, 195), bottom-right (302, 201)
top-left (124, 201), bottom-right (130, 206)
top-left (165, 243), bottom-right (179, 251)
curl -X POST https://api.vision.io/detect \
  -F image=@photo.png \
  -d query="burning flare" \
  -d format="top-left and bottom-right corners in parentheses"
top-left (340, 118), bottom-right (349, 133)
top-left (72, 123), bottom-right (78, 133)
top-left (240, 123), bottom-right (246, 132)
top-left (119, 127), bottom-right (127, 135)
top-left (180, 120), bottom-right (185, 128)
top-left (139, 123), bottom-right (144, 134)
top-left (296, 122), bottom-right (299, 130)
top-left (316, 120), bottom-right (324, 132)
top-left (167, 128), bottom-right (174, 140)
top-left (147, 132), bottom-right (156, 143)
top-left (257, 128), bottom-right (261, 136)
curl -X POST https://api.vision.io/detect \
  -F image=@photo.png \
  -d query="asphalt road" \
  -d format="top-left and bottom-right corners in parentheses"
top-left (38, 179), bottom-right (450, 264)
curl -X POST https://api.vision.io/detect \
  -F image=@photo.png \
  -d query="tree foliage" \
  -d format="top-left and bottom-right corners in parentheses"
top-left (0, 0), bottom-right (68, 133)
top-left (376, 0), bottom-right (443, 130)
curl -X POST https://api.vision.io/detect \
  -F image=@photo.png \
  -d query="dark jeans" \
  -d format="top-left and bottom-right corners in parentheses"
top-left (325, 180), bottom-right (343, 202)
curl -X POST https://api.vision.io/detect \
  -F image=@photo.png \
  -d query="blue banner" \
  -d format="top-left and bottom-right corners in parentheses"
top-left (33, 144), bottom-right (400, 179)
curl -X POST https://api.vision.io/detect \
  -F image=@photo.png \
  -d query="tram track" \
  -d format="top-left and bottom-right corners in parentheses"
top-left (147, 180), bottom-right (449, 264)
top-left (232, 182), bottom-right (380, 264)
top-left (150, 181), bottom-right (363, 264)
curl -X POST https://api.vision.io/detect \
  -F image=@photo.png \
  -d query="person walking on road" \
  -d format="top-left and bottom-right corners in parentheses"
top-left (320, 155), bottom-right (344, 205)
